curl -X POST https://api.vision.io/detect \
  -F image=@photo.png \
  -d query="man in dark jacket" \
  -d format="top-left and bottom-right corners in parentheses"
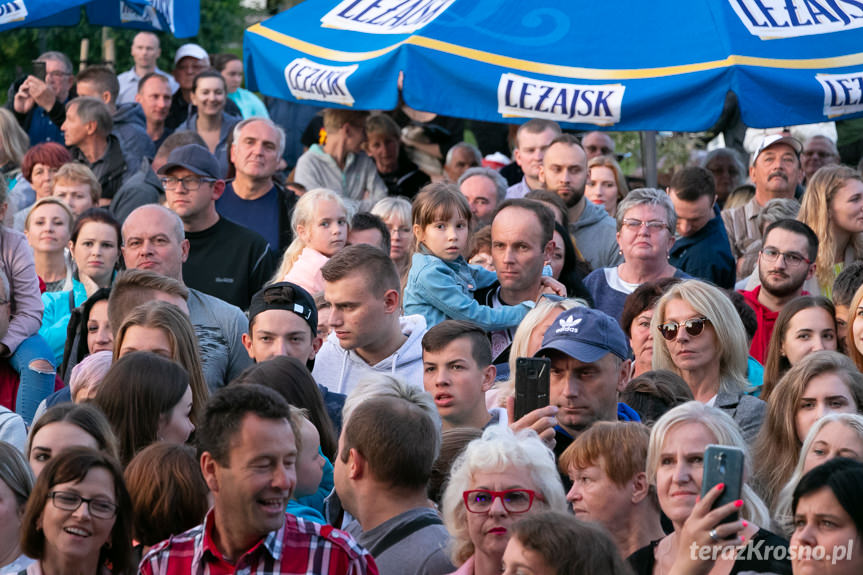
top-left (668, 166), bottom-right (736, 289)
top-left (62, 97), bottom-right (159, 223)
top-left (9, 51), bottom-right (74, 145)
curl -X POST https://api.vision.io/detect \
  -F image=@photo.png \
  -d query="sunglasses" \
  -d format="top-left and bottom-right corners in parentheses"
top-left (657, 317), bottom-right (710, 341)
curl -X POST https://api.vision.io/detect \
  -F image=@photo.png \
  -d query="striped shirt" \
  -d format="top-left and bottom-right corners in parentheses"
top-left (139, 510), bottom-right (378, 575)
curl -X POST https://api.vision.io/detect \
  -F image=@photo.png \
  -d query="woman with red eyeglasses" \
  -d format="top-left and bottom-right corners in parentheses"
top-left (440, 427), bottom-right (567, 575)
top-left (651, 279), bottom-right (766, 444)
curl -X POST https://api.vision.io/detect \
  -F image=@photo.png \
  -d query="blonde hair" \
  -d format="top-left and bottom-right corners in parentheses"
top-left (651, 280), bottom-right (749, 395)
top-left (773, 412), bottom-right (863, 536)
top-left (647, 401), bottom-right (770, 527)
top-left (271, 188), bottom-right (353, 282)
top-left (25, 196), bottom-right (75, 231)
top-left (0, 108), bottom-right (29, 167)
top-left (441, 427), bottom-right (567, 566)
top-left (798, 165), bottom-right (863, 292)
top-left (850, 282), bottom-right (863, 371)
top-left (51, 163), bottom-right (102, 204)
top-left (752, 350), bottom-right (863, 510)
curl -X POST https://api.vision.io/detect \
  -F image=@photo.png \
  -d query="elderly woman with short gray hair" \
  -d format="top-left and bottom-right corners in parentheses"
top-left (583, 188), bottom-right (690, 322)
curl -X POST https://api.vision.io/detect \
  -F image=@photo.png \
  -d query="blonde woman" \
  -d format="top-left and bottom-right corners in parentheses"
top-left (24, 197), bottom-right (74, 292)
top-left (797, 165), bottom-right (863, 297)
top-left (371, 195), bottom-right (414, 280)
top-left (651, 279), bottom-right (765, 441)
top-left (629, 401), bottom-right (789, 575)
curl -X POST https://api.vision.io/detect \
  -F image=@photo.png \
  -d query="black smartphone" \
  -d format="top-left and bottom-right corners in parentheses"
top-left (32, 60), bottom-right (46, 81)
top-left (514, 357), bottom-right (550, 421)
top-left (701, 445), bottom-right (744, 526)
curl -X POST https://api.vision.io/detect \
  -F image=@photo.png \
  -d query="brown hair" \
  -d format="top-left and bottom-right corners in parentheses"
top-left (620, 370), bottom-right (693, 427)
top-left (411, 182), bottom-right (472, 246)
top-left (21, 447), bottom-right (133, 574)
top-left (28, 403), bottom-right (120, 464)
top-left (762, 295), bottom-right (836, 401)
top-left (427, 427), bottom-right (482, 505)
top-left (323, 109), bottom-right (368, 133)
top-left (511, 511), bottom-right (631, 575)
top-left (113, 300), bottom-right (207, 425)
top-left (339, 395), bottom-right (438, 490)
top-left (320, 243), bottom-right (400, 296)
top-left (422, 319), bottom-right (492, 368)
top-left (124, 443), bottom-right (209, 546)
top-left (107, 269), bottom-right (189, 335)
top-left (620, 278), bottom-right (682, 338)
top-left (94, 352), bottom-right (191, 466)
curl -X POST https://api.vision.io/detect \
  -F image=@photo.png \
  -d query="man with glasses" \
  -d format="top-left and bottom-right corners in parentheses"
top-left (160, 144), bottom-right (275, 310)
top-left (11, 51), bottom-right (75, 145)
top-left (333, 381), bottom-right (453, 575)
top-left (533, 306), bottom-right (639, 462)
top-left (740, 219), bottom-right (818, 363)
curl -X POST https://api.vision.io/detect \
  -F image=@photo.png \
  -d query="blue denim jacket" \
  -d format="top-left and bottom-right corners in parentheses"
top-left (404, 249), bottom-right (532, 330)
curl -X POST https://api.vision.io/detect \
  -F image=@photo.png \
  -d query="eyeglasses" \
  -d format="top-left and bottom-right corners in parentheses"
top-left (657, 317), bottom-right (711, 341)
top-left (621, 219), bottom-right (669, 233)
top-left (46, 71), bottom-right (71, 79)
top-left (463, 489), bottom-right (540, 514)
top-left (760, 247), bottom-right (810, 267)
top-left (49, 491), bottom-right (118, 519)
top-left (159, 176), bottom-right (216, 191)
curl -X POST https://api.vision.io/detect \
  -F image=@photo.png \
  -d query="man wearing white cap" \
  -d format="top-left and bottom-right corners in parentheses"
top-left (721, 134), bottom-right (802, 263)
top-left (116, 32), bottom-right (179, 105)
top-left (166, 43), bottom-right (241, 131)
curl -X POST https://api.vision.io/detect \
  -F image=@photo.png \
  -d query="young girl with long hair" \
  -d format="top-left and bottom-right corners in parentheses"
top-left (273, 188), bottom-right (353, 294)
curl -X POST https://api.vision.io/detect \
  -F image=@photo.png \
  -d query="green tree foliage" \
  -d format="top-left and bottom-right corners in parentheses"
top-left (0, 0), bottom-right (254, 105)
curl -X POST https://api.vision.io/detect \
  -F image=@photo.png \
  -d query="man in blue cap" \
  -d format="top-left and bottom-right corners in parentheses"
top-left (159, 143), bottom-right (275, 309)
top-left (534, 306), bottom-right (640, 460)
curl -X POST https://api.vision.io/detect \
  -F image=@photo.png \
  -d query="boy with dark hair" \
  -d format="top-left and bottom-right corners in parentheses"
top-left (422, 320), bottom-right (505, 431)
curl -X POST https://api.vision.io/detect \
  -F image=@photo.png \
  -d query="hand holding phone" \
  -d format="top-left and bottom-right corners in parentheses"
top-left (700, 445), bottom-right (744, 527)
top-left (32, 60), bottom-right (46, 82)
top-left (514, 357), bottom-right (550, 421)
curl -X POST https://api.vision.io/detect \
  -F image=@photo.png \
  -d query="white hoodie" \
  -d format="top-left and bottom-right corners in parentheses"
top-left (312, 314), bottom-right (427, 396)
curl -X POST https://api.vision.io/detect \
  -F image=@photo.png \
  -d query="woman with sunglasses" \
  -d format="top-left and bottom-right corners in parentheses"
top-left (19, 446), bottom-right (133, 575)
top-left (652, 279), bottom-right (766, 442)
top-left (583, 188), bottom-right (689, 323)
top-left (441, 427), bottom-right (567, 575)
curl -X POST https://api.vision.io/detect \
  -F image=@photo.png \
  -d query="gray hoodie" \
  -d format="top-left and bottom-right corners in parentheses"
top-left (570, 199), bottom-right (623, 270)
top-left (312, 314), bottom-right (427, 396)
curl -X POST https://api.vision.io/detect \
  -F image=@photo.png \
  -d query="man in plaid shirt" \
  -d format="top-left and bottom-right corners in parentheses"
top-left (139, 384), bottom-right (377, 575)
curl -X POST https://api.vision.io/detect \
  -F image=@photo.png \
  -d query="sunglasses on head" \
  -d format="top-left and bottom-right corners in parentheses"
top-left (657, 317), bottom-right (710, 341)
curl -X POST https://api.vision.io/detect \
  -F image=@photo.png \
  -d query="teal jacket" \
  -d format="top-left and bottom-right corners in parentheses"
top-left (403, 247), bottom-right (532, 331)
top-left (40, 279), bottom-right (87, 366)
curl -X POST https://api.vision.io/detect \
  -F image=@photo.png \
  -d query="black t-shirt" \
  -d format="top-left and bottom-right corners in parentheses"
top-left (627, 529), bottom-right (792, 575)
top-left (182, 217), bottom-right (276, 310)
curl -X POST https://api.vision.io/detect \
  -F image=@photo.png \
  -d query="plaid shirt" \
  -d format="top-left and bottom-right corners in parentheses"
top-left (139, 510), bottom-right (378, 575)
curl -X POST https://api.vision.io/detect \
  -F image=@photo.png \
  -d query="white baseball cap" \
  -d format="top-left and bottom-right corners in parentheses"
top-left (173, 43), bottom-right (210, 66)
top-left (750, 134), bottom-right (802, 166)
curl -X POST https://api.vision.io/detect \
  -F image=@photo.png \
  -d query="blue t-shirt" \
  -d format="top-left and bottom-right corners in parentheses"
top-left (216, 183), bottom-right (280, 250)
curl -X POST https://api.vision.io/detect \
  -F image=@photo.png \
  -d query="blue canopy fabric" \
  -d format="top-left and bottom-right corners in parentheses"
top-left (0, 0), bottom-right (199, 37)
top-left (244, 0), bottom-right (863, 130)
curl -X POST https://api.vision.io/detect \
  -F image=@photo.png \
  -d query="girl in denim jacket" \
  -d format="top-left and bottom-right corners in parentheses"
top-left (404, 183), bottom-right (538, 331)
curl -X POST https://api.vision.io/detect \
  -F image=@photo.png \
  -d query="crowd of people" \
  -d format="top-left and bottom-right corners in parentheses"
top-left (1, 30), bottom-right (863, 575)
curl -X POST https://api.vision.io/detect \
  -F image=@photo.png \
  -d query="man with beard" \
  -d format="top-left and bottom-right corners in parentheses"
top-left (538, 134), bottom-right (621, 269)
top-left (722, 134), bottom-right (802, 263)
top-left (740, 219), bottom-right (818, 363)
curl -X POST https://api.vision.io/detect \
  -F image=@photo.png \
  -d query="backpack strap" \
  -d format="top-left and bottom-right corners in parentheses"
top-left (368, 514), bottom-right (443, 557)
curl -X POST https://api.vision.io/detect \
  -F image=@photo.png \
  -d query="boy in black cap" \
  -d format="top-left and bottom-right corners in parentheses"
top-left (242, 281), bottom-right (321, 364)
